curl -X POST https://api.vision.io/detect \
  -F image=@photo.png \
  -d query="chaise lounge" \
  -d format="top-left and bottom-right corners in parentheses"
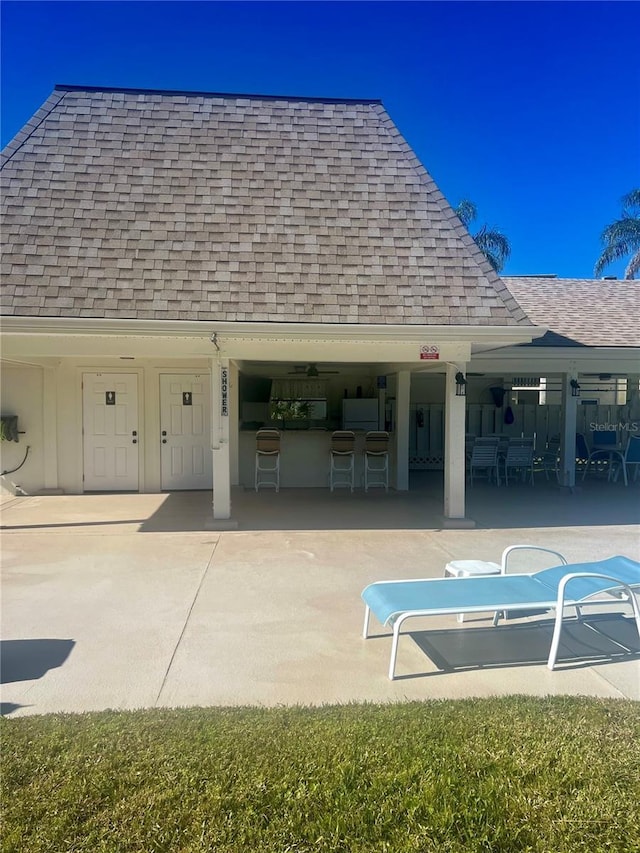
top-left (361, 556), bottom-right (640, 679)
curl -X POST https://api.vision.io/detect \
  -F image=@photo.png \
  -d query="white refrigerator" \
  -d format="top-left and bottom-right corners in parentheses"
top-left (342, 399), bottom-right (379, 431)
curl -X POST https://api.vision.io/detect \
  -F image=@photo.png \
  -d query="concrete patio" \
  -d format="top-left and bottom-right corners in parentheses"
top-left (1, 478), bottom-right (639, 717)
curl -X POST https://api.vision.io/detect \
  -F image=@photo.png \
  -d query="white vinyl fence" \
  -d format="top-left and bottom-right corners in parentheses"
top-left (409, 403), bottom-right (633, 469)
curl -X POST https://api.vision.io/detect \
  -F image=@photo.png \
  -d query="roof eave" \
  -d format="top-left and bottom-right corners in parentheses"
top-left (0, 315), bottom-right (544, 346)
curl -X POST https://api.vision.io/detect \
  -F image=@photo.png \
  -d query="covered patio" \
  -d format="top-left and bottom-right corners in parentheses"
top-left (2, 470), bottom-right (638, 534)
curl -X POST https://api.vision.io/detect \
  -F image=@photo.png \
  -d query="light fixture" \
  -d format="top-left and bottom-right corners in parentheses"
top-left (455, 371), bottom-right (467, 397)
top-left (570, 379), bottom-right (581, 397)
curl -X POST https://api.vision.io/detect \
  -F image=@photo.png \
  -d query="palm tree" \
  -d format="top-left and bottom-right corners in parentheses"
top-left (594, 189), bottom-right (640, 280)
top-left (453, 200), bottom-right (511, 273)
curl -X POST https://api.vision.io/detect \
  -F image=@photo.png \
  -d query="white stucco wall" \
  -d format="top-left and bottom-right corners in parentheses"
top-left (1, 357), bottom-right (221, 495)
top-left (0, 364), bottom-right (45, 496)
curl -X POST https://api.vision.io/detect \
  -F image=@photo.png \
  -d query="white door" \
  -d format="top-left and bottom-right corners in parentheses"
top-left (83, 373), bottom-right (139, 491)
top-left (160, 374), bottom-right (213, 490)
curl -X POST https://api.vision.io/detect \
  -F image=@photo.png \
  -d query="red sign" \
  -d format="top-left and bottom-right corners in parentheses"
top-left (420, 346), bottom-right (440, 360)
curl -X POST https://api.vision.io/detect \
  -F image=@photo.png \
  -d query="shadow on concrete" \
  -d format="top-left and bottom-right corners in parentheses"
top-left (1, 702), bottom-right (25, 716)
top-left (407, 614), bottom-right (640, 676)
top-left (0, 519), bottom-right (147, 531)
top-left (139, 491), bottom-right (218, 532)
top-left (0, 638), bottom-right (75, 684)
top-left (465, 482), bottom-right (640, 530)
top-left (133, 475), bottom-right (639, 532)
top-left (1, 476), bottom-right (637, 533)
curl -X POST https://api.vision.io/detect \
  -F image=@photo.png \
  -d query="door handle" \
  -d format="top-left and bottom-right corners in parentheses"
top-left (161, 430), bottom-right (167, 436)
top-left (132, 439), bottom-right (137, 444)
top-left (132, 430), bottom-right (137, 437)
top-left (162, 439), bottom-right (167, 444)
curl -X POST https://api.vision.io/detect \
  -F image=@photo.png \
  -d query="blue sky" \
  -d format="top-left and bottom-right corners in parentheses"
top-left (1, 0), bottom-right (639, 278)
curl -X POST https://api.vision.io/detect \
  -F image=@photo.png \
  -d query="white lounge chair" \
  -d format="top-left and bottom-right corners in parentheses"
top-left (361, 556), bottom-right (640, 679)
top-left (444, 544), bottom-right (568, 622)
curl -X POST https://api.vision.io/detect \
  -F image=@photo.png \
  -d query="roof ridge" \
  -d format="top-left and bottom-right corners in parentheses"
top-left (54, 84), bottom-right (382, 105)
top-left (503, 276), bottom-right (638, 284)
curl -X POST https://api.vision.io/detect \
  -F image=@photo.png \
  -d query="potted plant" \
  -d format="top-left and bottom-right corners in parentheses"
top-left (269, 399), bottom-right (312, 430)
top-left (0, 415), bottom-right (19, 442)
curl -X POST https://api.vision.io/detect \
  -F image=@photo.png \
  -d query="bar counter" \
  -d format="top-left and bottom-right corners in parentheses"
top-left (239, 429), bottom-right (394, 489)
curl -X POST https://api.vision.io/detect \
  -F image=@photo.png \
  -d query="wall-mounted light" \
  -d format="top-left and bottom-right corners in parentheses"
top-left (455, 371), bottom-right (467, 397)
top-left (570, 379), bottom-right (581, 398)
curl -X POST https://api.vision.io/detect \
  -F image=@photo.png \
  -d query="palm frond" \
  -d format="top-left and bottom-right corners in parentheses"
top-left (595, 211), bottom-right (640, 276)
top-left (452, 199), bottom-right (511, 271)
top-left (621, 188), bottom-right (640, 214)
top-left (454, 199), bottom-right (477, 228)
top-left (473, 225), bottom-right (511, 272)
top-left (594, 243), bottom-right (632, 277)
top-left (599, 217), bottom-right (640, 249)
top-left (625, 249), bottom-right (640, 279)
top-left (479, 249), bottom-right (501, 272)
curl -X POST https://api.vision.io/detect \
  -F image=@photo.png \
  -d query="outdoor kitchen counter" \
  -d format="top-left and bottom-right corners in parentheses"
top-left (238, 429), bottom-right (393, 489)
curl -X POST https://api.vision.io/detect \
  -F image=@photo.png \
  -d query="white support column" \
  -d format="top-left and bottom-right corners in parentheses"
top-left (559, 372), bottom-right (578, 488)
top-left (228, 361), bottom-right (240, 486)
top-left (443, 364), bottom-right (467, 521)
top-left (210, 358), bottom-right (231, 520)
top-left (43, 365), bottom-right (59, 491)
top-left (377, 385), bottom-right (386, 431)
top-left (394, 370), bottom-right (410, 491)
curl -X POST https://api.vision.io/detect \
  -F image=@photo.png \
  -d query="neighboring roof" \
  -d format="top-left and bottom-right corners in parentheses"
top-left (0, 85), bottom-right (530, 327)
top-left (502, 277), bottom-right (640, 347)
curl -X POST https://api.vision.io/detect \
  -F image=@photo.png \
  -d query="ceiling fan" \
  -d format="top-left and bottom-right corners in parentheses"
top-left (287, 363), bottom-right (340, 377)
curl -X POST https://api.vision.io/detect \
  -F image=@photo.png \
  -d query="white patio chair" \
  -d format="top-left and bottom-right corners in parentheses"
top-left (503, 441), bottom-right (535, 486)
top-left (612, 434), bottom-right (640, 486)
top-left (468, 441), bottom-right (500, 486)
top-left (541, 435), bottom-right (561, 481)
top-left (581, 430), bottom-right (624, 483)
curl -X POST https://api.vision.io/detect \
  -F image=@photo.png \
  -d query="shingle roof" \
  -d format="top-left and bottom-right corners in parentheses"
top-left (502, 277), bottom-right (640, 347)
top-left (0, 85), bottom-right (530, 327)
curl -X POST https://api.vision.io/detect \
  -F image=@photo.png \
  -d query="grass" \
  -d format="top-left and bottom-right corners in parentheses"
top-left (2, 697), bottom-right (640, 853)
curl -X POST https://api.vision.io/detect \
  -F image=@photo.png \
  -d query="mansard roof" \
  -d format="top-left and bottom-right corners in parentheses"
top-left (1, 85), bottom-right (529, 328)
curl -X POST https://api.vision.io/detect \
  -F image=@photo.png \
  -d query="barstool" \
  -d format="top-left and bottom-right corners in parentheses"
top-left (364, 431), bottom-right (389, 492)
top-left (255, 429), bottom-right (281, 492)
top-left (329, 430), bottom-right (355, 492)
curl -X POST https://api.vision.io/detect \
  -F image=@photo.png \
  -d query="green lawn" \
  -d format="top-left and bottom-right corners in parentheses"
top-left (2, 697), bottom-right (639, 853)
